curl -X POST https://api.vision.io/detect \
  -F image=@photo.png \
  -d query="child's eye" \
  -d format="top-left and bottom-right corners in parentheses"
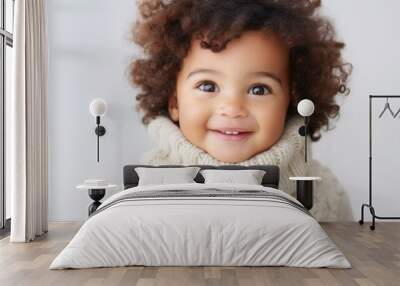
top-left (248, 84), bottom-right (272, 96)
top-left (196, 81), bottom-right (219, 93)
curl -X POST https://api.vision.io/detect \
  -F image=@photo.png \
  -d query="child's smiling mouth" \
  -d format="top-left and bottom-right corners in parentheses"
top-left (208, 128), bottom-right (254, 142)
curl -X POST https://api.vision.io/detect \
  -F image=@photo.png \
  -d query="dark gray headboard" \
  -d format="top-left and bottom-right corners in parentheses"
top-left (123, 165), bottom-right (280, 189)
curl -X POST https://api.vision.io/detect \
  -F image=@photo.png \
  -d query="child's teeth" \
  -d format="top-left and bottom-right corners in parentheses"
top-left (224, 131), bottom-right (239, 135)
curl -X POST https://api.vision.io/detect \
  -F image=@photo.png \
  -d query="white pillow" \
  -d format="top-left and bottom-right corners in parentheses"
top-left (135, 167), bottom-right (201, 186)
top-left (200, 169), bottom-right (266, 185)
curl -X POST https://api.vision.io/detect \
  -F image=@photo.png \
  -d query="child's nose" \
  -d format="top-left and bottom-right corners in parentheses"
top-left (215, 96), bottom-right (248, 118)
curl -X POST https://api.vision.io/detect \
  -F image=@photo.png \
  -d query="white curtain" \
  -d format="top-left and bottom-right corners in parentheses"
top-left (7, 0), bottom-right (48, 242)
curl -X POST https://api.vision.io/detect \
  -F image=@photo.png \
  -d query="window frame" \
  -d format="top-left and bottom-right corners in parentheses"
top-left (0, 0), bottom-right (14, 235)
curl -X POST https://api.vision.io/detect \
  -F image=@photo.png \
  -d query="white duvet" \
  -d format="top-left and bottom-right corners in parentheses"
top-left (49, 183), bottom-right (351, 269)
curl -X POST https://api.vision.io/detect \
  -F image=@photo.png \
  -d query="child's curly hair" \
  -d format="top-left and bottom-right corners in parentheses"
top-left (129, 0), bottom-right (352, 141)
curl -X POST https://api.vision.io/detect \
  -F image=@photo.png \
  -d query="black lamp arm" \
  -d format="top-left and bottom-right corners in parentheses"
top-left (304, 116), bottom-right (309, 163)
top-left (94, 116), bottom-right (106, 162)
top-left (298, 116), bottom-right (310, 163)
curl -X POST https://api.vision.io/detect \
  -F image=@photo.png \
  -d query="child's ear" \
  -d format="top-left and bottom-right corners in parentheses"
top-left (168, 94), bottom-right (179, 122)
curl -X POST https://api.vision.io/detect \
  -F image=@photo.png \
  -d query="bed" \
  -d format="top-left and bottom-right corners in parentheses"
top-left (49, 164), bottom-right (350, 269)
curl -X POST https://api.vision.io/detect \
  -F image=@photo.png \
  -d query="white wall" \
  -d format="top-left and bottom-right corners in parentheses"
top-left (315, 1), bottom-right (400, 221)
top-left (47, 0), bottom-right (150, 221)
top-left (47, 0), bottom-right (400, 221)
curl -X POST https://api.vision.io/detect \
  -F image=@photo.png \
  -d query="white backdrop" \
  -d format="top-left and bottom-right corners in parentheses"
top-left (47, 0), bottom-right (400, 221)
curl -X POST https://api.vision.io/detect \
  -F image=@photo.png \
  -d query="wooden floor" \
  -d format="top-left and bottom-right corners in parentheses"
top-left (0, 222), bottom-right (399, 286)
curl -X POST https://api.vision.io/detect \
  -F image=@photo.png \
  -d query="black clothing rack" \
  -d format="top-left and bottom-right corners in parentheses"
top-left (359, 95), bottom-right (400, 230)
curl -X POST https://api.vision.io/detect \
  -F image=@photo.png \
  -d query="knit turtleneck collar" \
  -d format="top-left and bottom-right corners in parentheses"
top-left (142, 115), bottom-right (306, 165)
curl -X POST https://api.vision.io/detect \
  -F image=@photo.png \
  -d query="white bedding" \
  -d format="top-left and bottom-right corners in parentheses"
top-left (49, 183), bottom-right (351, 269)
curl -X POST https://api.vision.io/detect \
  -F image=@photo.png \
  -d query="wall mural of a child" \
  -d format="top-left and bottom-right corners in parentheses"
top-left (128, 0), bottom-right (353, 221)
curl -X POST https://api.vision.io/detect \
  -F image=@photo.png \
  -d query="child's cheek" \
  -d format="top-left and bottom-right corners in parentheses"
top-left (252, 102), bottom-right (287, 148)
top-left (178, 94), bottom-right (213, 146)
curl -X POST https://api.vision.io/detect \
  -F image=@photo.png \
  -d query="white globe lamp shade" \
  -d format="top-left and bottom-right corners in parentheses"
top-left (297, 99), bottom-right (314, 117)
top-left (89, 98), bottom-right (107, 117)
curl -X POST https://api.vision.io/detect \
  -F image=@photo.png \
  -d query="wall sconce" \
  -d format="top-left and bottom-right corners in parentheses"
top-left (89, 98), bottom-right (107, 162)
top-left (297, 99), bottom-right (315, 163)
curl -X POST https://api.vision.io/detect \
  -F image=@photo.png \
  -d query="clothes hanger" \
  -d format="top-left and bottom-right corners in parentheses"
top-left (378, 97), bottom-right (395, 118)
top-left (394, 106), bottom-right (400, 118)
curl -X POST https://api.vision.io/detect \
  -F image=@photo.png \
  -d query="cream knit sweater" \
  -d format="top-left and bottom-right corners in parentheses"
top-left (140, 115), bottom-right (352, 221)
